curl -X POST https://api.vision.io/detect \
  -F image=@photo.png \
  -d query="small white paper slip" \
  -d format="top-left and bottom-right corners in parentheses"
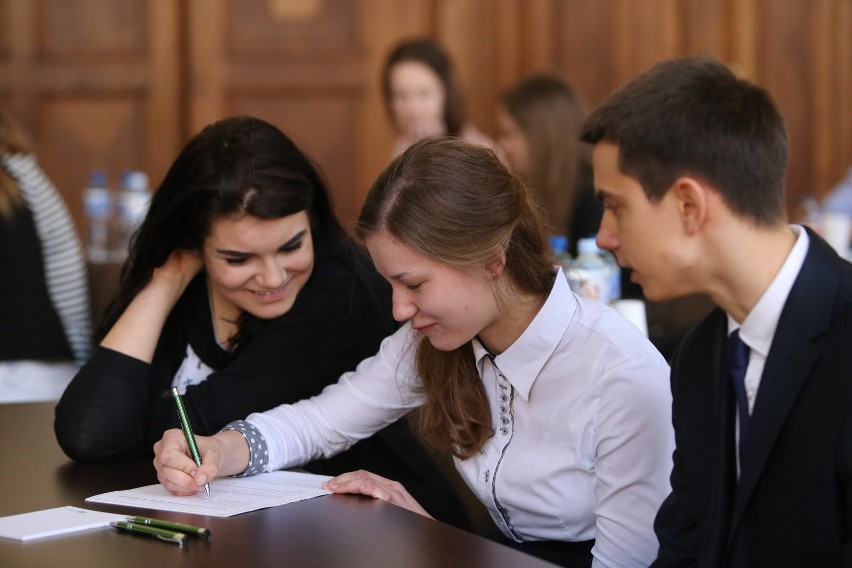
top-left (0, 506), bottom-right (126, 541)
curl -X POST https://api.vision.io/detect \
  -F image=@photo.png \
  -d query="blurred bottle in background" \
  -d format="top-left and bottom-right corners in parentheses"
top-left (549, 234), bottom-right (573, 274)
top-left (82, 170), bottom-right (113, 263)
top-left (112, 170), bottom-right (151, 262)
top-left (568, 237), bottom-right (621, 305)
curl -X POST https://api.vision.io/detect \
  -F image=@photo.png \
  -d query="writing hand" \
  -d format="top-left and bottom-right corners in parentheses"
top-left (153, 428), bottom-right (220, 496)
top-left (321, 470), bottom-right (433, 519)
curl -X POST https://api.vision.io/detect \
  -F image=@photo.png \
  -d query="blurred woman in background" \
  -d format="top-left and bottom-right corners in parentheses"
top-left (382, 37), bottom-right (494, 158)
top-left (496, 74), bottom-right (601, 256)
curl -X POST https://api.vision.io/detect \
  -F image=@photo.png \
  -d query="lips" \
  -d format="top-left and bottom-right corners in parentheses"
top-left (413, 322), bottom-right (436, 334)
top-left (249, 282), bottom-right (288, 303)
top-left (252, 285), bottom-right (285, 296)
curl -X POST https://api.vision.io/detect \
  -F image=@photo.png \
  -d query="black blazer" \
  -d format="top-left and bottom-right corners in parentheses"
top-left (652, 228), bottom-right (852, 568)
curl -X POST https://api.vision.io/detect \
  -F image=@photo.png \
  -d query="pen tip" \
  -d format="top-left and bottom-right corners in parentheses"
top-left (204, 484), bottom-right (211, 498)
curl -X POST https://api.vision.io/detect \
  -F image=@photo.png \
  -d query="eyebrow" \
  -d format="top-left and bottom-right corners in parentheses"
top-left (215, 229), bottom-right (308, 256)
top-left (595, 189), bottom-right (614, 202)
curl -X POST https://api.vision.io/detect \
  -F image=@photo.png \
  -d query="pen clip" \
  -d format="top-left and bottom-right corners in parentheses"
top-left (154, 533), bottom-right (187, 547)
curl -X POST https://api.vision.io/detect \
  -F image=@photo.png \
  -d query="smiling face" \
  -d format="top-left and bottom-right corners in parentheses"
top-left (203, 211), bottom-right (314, 321)
top-left (593, 142), bottom-right (693, 301)
top-left (388, 61), bottom-right (446, 137)
top-left (365, 232), bottom-right (500, 352)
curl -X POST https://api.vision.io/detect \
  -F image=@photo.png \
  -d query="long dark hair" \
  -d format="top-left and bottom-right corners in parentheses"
top-left (100, 116), bottom-right (344, 347)
top-left (381, 38), bottom-right (466, 136)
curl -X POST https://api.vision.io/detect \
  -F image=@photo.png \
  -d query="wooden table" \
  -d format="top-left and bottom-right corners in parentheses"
top-left (0, 402), bottom-right (555, 567)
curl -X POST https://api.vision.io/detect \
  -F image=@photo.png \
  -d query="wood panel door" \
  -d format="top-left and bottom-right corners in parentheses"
top-left (503, 0), bottom-right (852, 214)
top-left (186, 0), bottom-right (380, 230)
top-left (2, 0), bottom-right (850, 235)
top-left (0, 0), bottom-right (181, 238)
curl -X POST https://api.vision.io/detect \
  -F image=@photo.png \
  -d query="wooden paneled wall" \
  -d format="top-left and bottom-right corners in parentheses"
top-left (1, 0), bottom-right (850, 235)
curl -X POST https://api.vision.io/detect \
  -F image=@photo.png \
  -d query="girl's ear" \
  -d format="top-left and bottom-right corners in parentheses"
top-left (486, 251), bottom-right (507, 280)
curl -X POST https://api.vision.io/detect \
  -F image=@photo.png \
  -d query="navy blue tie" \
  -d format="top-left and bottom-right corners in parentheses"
top-left (728, 330), bottom-right (751, 465)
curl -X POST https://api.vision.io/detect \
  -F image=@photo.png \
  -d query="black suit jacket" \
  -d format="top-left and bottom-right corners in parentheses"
top-left (652, 228), bottom-right (852, 567)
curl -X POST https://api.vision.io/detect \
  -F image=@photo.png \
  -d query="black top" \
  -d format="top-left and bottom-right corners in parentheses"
top-left (55, 240), bottom-right (469, 527)
top-left (0, 203), bottom-right (72, 361)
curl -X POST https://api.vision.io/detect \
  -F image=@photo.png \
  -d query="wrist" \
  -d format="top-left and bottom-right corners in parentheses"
top-left (219, 421), bottom-right (267, 477)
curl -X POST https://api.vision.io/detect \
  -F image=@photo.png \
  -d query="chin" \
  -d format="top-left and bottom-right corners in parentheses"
top-left (641, 285), bottom-right (681, 303)
top-left (248, 299), bottom-right (295, 320)
top-left (426, 336), bottom-right (467, 352)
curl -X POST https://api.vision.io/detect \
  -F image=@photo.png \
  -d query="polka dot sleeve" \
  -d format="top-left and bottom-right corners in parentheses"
top-left (221, 420), bottom-right (268, 477)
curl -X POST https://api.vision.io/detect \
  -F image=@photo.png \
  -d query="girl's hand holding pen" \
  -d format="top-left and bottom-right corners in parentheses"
top-left (154, 428), bottom-right (220, 496)
top-left (153, 428), bottom-right (250, 495)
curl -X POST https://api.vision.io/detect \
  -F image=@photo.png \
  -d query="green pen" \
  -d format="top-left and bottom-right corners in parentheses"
top-left (127, 516), bottom-right (212, 542)
top-left (171, 387), bottom-right (211, 498)
top-left (110, 521), bottom-right (187, 547)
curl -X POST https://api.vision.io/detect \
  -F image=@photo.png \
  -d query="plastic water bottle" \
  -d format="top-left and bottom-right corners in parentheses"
top-left (601, 244), bottom-right (621, 304)
top-left (549, 234), bottom-right (573, 276)
top-left (82, 170), bottom-right (112, 263)
top-left (113, 171), bottom-right (151, 261)
top-left (569, 238), bottom-right (620, 304)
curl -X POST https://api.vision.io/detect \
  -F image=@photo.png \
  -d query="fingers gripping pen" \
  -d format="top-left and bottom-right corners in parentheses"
top-left (171, 387), bottom-right (211, 497)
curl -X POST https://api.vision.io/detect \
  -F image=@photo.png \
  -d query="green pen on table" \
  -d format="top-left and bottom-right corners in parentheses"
top-left (128, 516), bottom-right (212, 542)
top-left (110, 520), bottom-right (187, 547)
top-left (171, 387), bottom-right (211, 498)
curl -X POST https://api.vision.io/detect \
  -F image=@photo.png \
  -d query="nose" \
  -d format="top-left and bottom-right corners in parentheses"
top-left (256, 257), bottom-right (286, 289)
top-left (391, 289), bottom-right (417, 322)
top-left (595, 211), bottom-right (619, 253)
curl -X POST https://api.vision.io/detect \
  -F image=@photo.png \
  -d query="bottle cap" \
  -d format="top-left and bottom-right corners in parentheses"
top-left (549, 234), bottom-right (568, 253)
top-left (577, 237), bottom-right (600, 255)
top-left (123, 171), bottom-right (149, 193)
top-left (89, 170), bottom-right (107, 187)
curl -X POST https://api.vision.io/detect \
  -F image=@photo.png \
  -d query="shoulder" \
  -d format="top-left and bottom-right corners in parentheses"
top-left (549, 298), bottom-right (671, 400)
top-left (300, 241), bottom-right (388, 306)
top-left (785, 231), bottom-right (852, 328)
top-left (571, 297), bottom-right (668, 367)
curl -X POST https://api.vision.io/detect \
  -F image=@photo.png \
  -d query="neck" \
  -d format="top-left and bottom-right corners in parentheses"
top-left (478, 291), bottom-right (546, 355)
top-left (703, 221), bottom-right (797, 323)
top-left (208, 279), bottom-right (240, 349)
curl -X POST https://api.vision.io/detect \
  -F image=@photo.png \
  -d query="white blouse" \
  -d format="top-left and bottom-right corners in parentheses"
top-left (246, 271), bottom-right (674, 568)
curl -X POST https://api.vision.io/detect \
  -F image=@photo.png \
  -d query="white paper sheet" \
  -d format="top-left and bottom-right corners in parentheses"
top-left (0, 506), bottom-right (126, 541)
top-left (86, 470), bottom-right (333, 517)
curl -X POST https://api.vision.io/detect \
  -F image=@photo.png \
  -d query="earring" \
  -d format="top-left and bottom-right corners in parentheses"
top-left (491, 272), bottom-right (497, 280)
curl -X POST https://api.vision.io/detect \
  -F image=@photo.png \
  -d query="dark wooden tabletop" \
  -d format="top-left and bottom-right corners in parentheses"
top-left (0, 402), bottom-right (555, 567)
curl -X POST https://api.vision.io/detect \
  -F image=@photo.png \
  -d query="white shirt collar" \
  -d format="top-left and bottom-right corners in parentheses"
top-left (471, 268), bottom-right (575, 401)
top-left (728, 225), bottom-right (809, 355)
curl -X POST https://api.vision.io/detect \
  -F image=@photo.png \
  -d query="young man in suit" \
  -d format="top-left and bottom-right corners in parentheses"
top-left (580, 55), bottom-right (852, 567)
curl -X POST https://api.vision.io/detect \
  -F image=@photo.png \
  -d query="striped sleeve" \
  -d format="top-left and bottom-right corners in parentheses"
top-left (3, 153), bottom-right (92, 364)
